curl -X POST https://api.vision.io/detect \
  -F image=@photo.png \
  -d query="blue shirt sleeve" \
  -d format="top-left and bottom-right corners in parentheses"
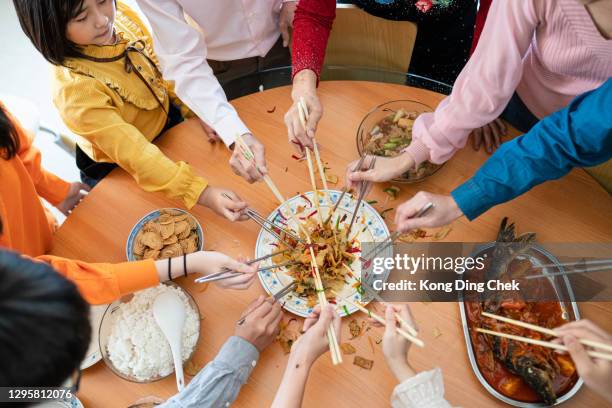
top-left (159, 336), bottom-right (259, 408)
top-left (452, 79), bottom-right (612, 221)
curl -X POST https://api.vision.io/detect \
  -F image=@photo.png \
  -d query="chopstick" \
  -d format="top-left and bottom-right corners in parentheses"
top-left (526, 259), bottom-right (612, 280)
top-left (298, 97), bottom-right (329, 193)
top-left (331, 290), bottom-right (424, 347)
top-left (481, 312), bottom-right (612, 354)
top-left (347, 157), bottom-right (376, 236)
top-left (237, 282), bottom-right (298, 325)
top-left (194, 261), bottom-right (299, 284)
top-left (193, 249), bottom-right (289, 284)
top-left (475, 328), bottom-right (612, 361)
top-left (235, 134), bottom-right (286, 203)
top-left (361, 202), bottom-right (435, 262)
top-left (244, 206), bottom-right (304, 245)
top-left (323, 155), bottom-right (367, 226)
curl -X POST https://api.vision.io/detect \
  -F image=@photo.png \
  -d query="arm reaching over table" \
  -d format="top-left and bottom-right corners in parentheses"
top-left (271, 304), bottom-right (342, 408)
top-left (37, 250), bottom-right (258, 305)
top-left (160, 296), bottom-right (282, 407)
top-left (285, 0), bottom-right (336, 153)
top-left (394, 79), bottom-right (612, 232)
top-left (373, 304), bottom-right (453, 408)
top-left (555, 320), bottom-right (612, 403)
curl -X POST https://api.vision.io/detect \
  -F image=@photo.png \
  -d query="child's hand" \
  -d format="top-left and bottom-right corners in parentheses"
top-left (196, 251), bottom-right (258, 290)
top-left (290, 304), bottom-right (341, 365)
top-left (198, 186), bottom-right (249, 221)
top-left (380, 304), bottom-right (417, 382)
top-left (230, 133), bottom-right (267, 183)
top-left (56, 182), bottom-right (90, 215)
top-left (555, 320), bottom-right (612, 402)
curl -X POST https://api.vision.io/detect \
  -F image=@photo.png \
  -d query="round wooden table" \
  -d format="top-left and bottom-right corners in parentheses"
top-left (50, 80), bottom-right (612, 408)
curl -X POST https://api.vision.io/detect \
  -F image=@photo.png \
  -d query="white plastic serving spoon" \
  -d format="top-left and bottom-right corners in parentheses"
top-left (153, 291), bottom-right (186, 391)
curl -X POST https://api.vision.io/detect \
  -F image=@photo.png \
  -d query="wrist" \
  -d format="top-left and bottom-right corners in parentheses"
top-left (387, 359), bottom-right (416, 383)
top-left (289, 345), bottom-right (317, 368)
top-left (448, 196), bottom-right (464, 220)
top-left (292, 70), bottom-right (317, 99)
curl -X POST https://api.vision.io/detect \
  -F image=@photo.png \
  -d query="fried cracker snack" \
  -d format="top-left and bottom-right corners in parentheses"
top-left (132, 210), bottom-right (200, 260)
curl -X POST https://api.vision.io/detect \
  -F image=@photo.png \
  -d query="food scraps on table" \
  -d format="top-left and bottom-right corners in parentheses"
top-left (353, 356), bottom-right (374, 370)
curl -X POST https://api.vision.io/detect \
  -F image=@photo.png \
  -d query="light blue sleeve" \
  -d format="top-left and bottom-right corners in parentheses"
top-left (159, 336), bottom-right (259, 408)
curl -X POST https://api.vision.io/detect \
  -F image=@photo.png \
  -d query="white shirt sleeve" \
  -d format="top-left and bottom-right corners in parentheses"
top-left (135, 0), bottom-right (250, 147)
top-left (391, 368), bottom-right (454, 408)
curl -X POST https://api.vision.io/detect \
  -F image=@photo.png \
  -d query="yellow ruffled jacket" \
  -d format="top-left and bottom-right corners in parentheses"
top-left (52, 2), bottom-right (207, 209)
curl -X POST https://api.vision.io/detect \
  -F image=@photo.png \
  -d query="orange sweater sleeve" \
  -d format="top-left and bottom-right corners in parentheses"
top-left (36, 255), bottom-right (160, 305)
top-left (9, 109), bottom-right (71, 206)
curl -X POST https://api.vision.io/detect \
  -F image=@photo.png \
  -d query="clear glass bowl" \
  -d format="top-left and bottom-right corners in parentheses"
top-left (98, 282), bottom-right (201, 383)
top-left (356, 100), bottom-right (444, 183)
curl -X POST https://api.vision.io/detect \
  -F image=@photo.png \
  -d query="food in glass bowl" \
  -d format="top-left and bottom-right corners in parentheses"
top-left (357, 100), bottom-right (443, 183)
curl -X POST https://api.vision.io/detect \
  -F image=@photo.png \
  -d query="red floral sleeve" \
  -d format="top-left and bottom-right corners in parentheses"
top-left (291, 0), bottom-right (336, 81)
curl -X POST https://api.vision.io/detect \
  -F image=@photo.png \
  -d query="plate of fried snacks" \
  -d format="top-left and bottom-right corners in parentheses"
top-left (356, 100), bottom-right (443, 183)
top-left (126, 208), bottom-right (203, 261)
top-left (255, 190), bottom-right (390, 317)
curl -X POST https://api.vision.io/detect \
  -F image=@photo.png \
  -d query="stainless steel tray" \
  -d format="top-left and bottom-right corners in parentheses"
top-left (458, 243), bottom-right (584, 407)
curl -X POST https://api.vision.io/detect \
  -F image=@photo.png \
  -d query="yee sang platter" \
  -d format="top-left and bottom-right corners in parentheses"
top-left (255, 190), bottom-right (390, 317)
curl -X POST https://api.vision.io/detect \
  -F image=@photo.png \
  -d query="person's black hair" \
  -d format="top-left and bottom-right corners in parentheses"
top-left (0, 105), bottom-right (20, 161)
top-left (12, 0), bottom-right (87, 65)
top-left (0, 250), bottom-right (91, 387)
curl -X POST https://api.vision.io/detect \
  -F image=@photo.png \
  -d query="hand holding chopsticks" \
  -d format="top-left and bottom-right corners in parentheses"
top-left (480, 312), bottom-right (612, 357)
top-left (331, 290), bottom-right (424, 347)
top-left (191, 252), bottom-right (259, 289)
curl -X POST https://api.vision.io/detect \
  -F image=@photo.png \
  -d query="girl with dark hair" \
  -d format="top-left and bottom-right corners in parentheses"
top-left (0, 103), bottom-right (88, 256)
top-left (13, 0), bottom-right (252, 221)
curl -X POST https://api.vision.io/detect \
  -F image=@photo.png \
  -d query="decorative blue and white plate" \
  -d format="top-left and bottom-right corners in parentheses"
top-left (255, 190), bottom-right (390, 317)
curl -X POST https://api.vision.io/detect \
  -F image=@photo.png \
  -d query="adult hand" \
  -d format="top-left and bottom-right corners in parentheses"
top-left (285, 70), bottom-right (321, 155)
top-left (56, 182), bottom-right (90, 215)
top-left (235, 295), bottom-right (283, 352)
top-left (394, 192), bottom-right (462, 232)
top-left (197, 186), bottom-right (249, 221)
top-left (555, 320), bottom-right (612, 402)
top-left (470, 118), bottom-right (506, 154)
top-left (345, 154), bottom-right (414, 193)
top-left (194, 252), bottom-right (258, 290)
top-left (290, 304), bottom-right (341, 365)
top-left (279, 1), bottom-right (297, 47)
top-left (198, 119), bottom-right (221, 143)
top-left (230, 133), bottom-right (267, 183)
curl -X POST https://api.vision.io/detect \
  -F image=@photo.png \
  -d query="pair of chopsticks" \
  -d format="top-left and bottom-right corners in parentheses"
top-left (235, 135), bottom-right (286, 203)
top-left (361, 201), bottom-right (435, 264)
top-left (194, 261), bottom-right (299, 284)
top-left (525, 259), bottom-right (612, 280)
top-left (193, 249), bottom-right (289, 284)
top-left (237, 281), bottom-right (298, 325)
top-left (477, 312), bottom-right (612, 361)
top-left (331, 289), bottom-right (424, 347)
top-left (347, 157), bottom-right (376, 236)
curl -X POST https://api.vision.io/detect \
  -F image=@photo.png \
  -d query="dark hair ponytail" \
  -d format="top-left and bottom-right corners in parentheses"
top-left (0, 105), bottom-right (20, 160)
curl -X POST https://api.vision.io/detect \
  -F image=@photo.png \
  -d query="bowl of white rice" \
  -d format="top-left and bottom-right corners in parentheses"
top-left (98, 283), bottom-right (200, 382)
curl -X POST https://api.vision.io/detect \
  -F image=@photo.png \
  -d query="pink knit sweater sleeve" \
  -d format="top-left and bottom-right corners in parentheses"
top-left (406, 0), bottom-right (540, 165)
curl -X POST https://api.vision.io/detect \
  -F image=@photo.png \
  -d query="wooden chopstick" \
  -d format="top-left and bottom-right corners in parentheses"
top-left (331, 290), bottom-right (424, 347)
top-left (475, 328), bottom-right (612, 361)
top-left (298, 97), bottom-right (329, 193)
top-left (235, 134), bottom-right (286, 203)
top-left (341, 263), bottom-right (420, 338)
top-left (482, 312), bottom-right (612, 354)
